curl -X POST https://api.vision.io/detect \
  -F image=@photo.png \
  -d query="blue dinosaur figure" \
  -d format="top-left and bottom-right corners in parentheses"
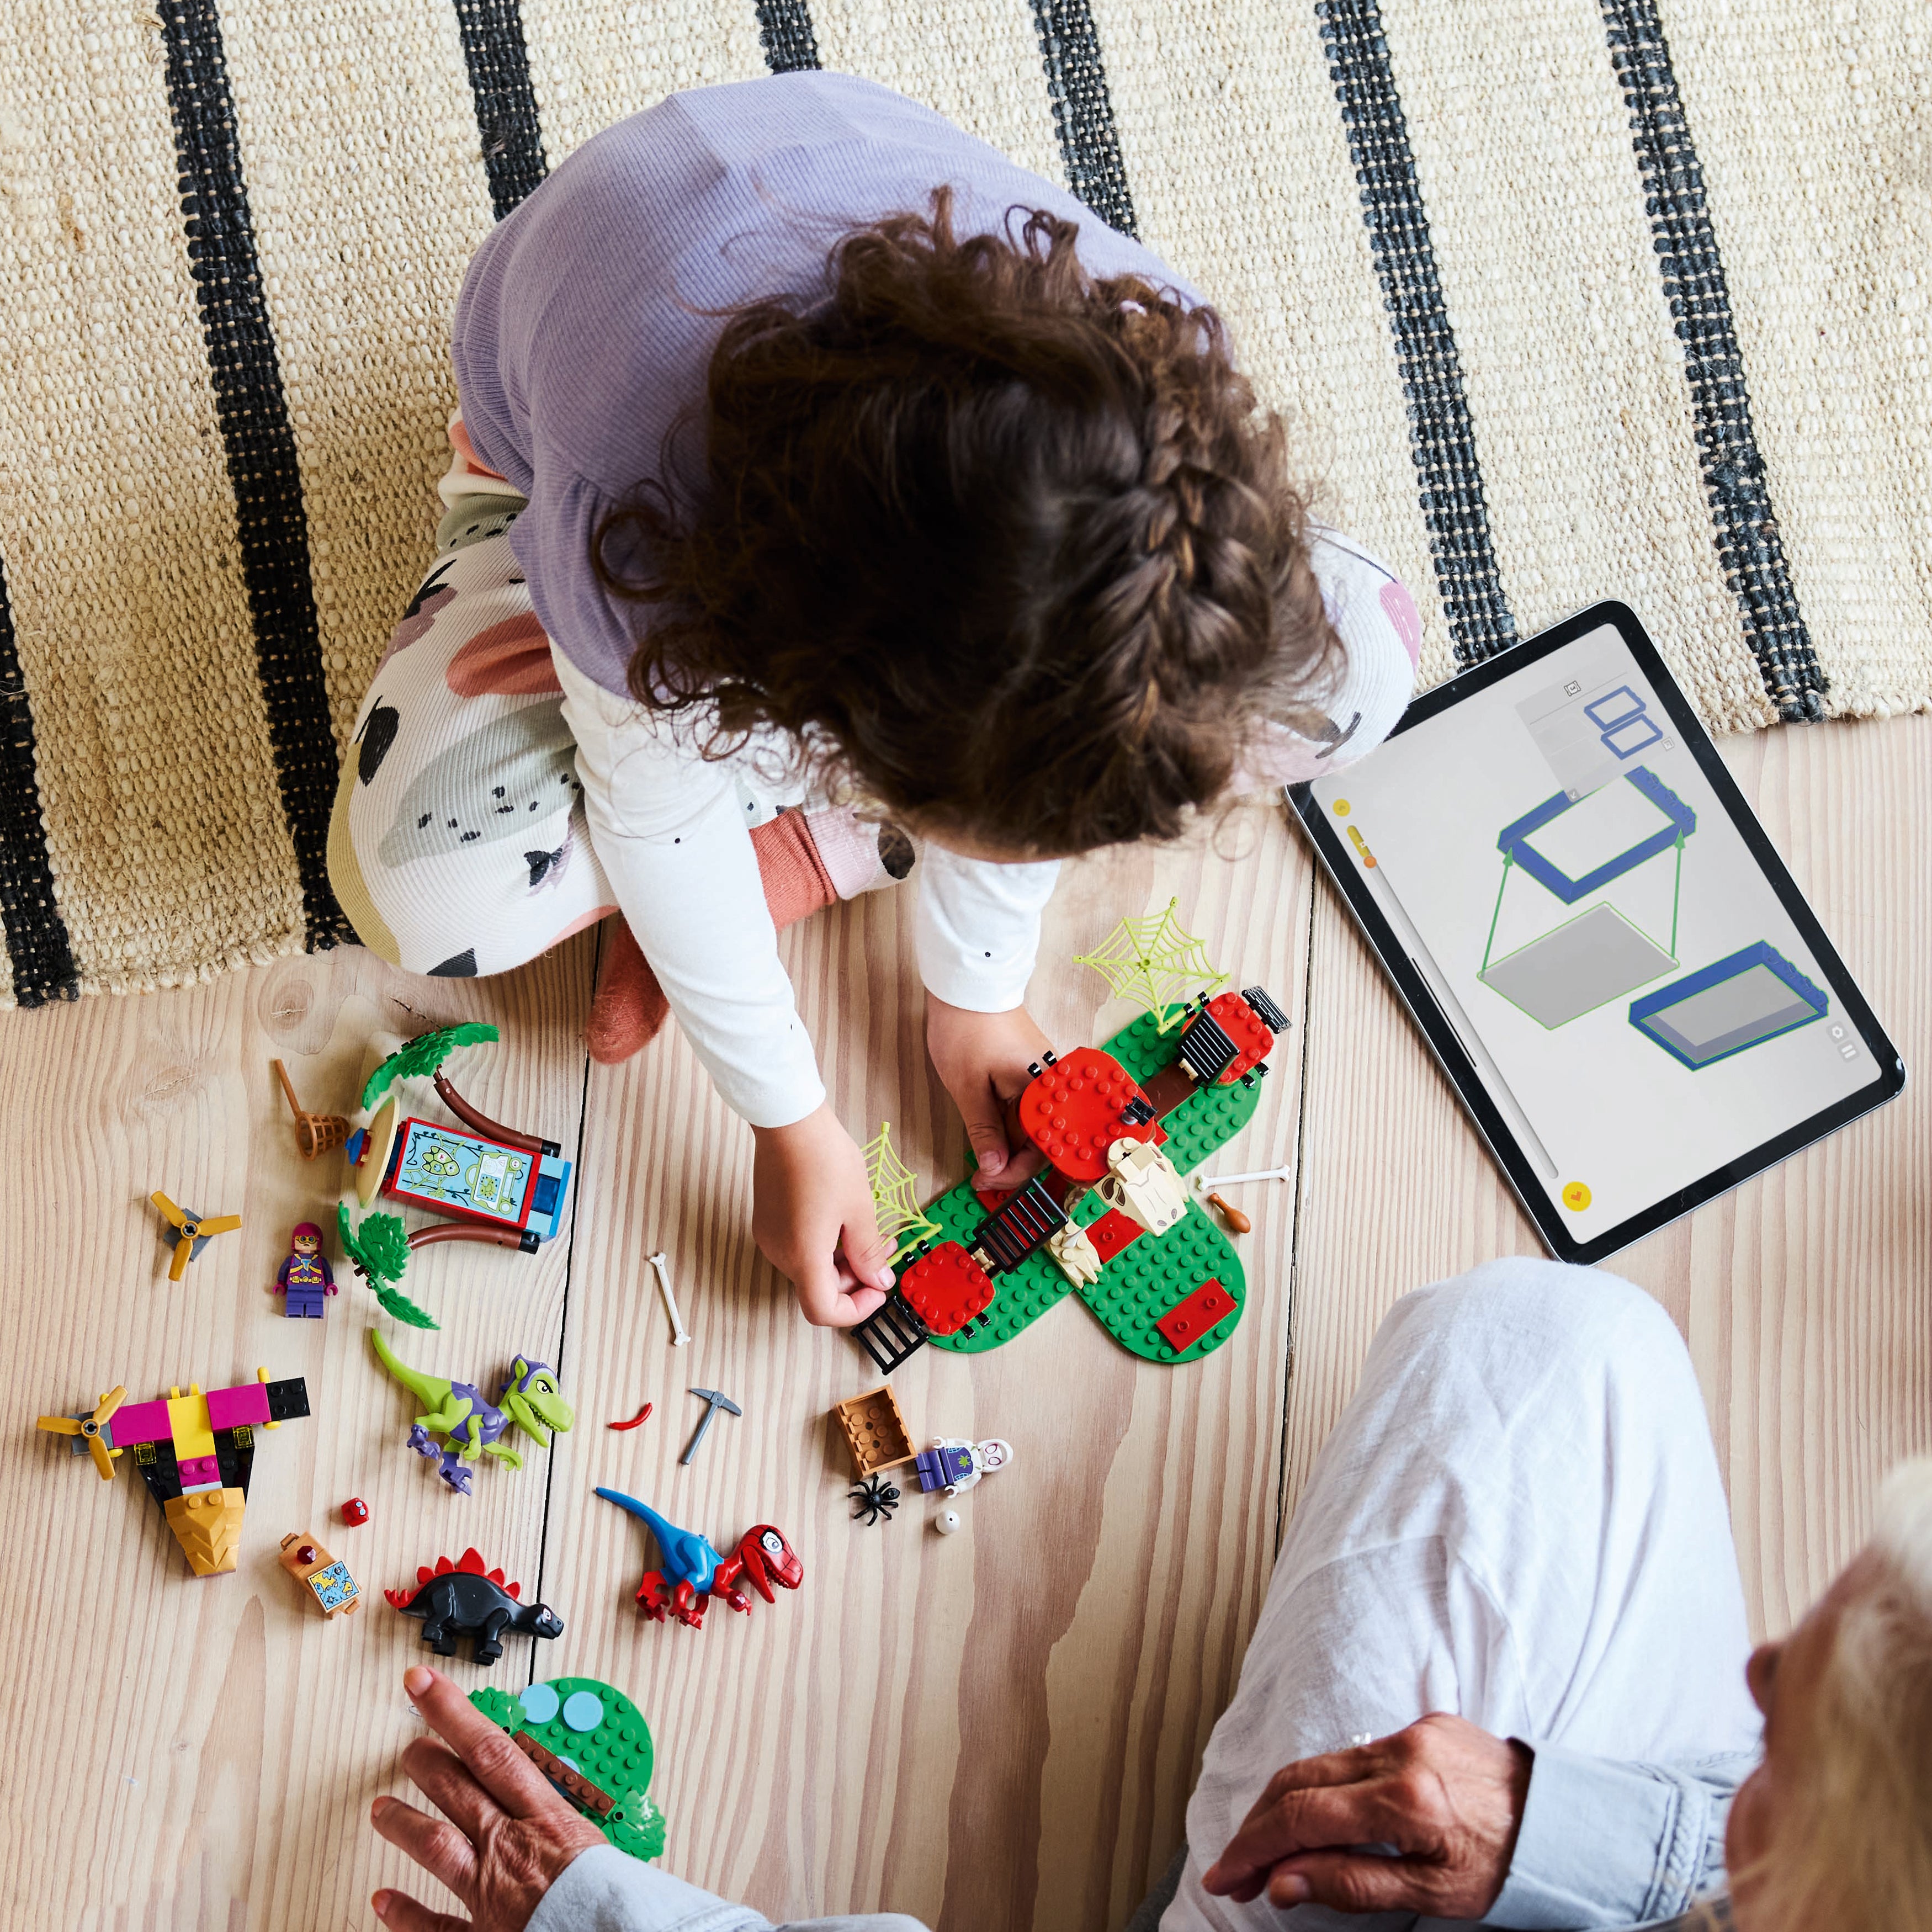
top-left (593, 1487), bottom-right (802, 1631)
top-left (370, 1329), bottom-right (574, 1495)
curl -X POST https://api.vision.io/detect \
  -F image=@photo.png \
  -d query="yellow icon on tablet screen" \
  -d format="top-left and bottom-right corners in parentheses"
top-left (1333, 799), bottom-right (1351, 816)
top-left (1562, 1182), bottom-right (1592, 1212)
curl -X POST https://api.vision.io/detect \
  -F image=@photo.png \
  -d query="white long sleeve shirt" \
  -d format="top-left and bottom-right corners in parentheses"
top-left (555, 517), bottom-right (1416, 1128)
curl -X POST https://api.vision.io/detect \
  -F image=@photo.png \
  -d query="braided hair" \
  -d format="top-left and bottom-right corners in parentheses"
top-left (593, 187), bottom-right (1340, 856)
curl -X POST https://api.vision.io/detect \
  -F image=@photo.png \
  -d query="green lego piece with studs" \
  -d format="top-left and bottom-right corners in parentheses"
top-left (469, 1676), bottom-right (666, 1861)
top-left (925, 1009), bottom-right (1264, 1362)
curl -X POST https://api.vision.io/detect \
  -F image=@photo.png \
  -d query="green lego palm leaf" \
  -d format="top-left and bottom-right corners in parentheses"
top-left (1074, 899), bottom-right (1228, 1033)
top-left (336, 1203), bottom-right (437, 1329)
top-left (863, 1121), bottom-right (942, 1259)
top-left (361, 1022), bottom-right (500, 1111)
top-left (375, 1282), bottom-right (439, 1329)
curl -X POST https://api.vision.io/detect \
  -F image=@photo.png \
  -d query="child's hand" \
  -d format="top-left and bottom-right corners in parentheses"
top-left (926, 995), bottom-right (1054, 1190)
top-left (751, 1103), bottom-right (897, 1326)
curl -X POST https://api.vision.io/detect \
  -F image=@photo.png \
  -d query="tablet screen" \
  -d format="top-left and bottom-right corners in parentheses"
top-left (1300, 613), bottom-right (1888, 1246)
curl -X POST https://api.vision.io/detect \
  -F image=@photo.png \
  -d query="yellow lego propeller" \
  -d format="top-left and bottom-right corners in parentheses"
top-left (151, 1192), bottom-right (243, 1281)
top-left (37, 1384), bottom-right (128, 1480)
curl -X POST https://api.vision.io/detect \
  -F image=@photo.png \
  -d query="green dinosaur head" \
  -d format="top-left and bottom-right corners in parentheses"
top-left (499, 1356), bottom-right (573, 1444)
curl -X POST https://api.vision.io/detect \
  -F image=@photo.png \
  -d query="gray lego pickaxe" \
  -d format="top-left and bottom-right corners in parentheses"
top-left (680, 1387), bottom-right (741, 1466)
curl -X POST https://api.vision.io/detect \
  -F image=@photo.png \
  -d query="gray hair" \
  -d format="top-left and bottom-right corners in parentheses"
top-left (1726, 1457), bottom-right (1932, 1932)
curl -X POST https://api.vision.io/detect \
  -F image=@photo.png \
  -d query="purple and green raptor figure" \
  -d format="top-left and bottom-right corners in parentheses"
top-left (369, 1329), bottom-right (574, 1495)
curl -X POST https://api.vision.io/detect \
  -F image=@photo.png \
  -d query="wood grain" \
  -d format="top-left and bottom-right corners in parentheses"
top-left (0, 716), bottom-right (1924, 1928)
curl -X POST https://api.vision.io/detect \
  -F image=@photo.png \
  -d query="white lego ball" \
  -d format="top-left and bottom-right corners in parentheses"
top-left (935, 1509), bottom-right (962, 1536)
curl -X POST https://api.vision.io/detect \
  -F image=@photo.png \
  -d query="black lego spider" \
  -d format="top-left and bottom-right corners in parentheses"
top-left (850, 1473), bottom-right (900, 1526)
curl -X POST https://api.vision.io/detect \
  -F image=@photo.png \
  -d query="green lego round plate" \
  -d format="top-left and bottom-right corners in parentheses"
top-left (469, 1675), bottom-right (665, 1861)
top-left (1076, 1196), bottom-right (1244, 1363)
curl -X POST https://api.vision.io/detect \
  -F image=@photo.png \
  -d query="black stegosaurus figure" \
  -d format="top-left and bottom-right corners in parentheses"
top-left (385, 1547), bottom-right (564, 1665)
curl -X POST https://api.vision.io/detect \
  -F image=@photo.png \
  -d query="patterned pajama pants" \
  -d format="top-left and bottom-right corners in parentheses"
top-left (326, 423), bottom-right (905, 978)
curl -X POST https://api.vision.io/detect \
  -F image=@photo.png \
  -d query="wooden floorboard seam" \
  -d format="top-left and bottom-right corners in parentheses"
top-left (528, 926), bottom-right (603, 1689)
top-left (1275, 853), bottom-right (1322, 1557)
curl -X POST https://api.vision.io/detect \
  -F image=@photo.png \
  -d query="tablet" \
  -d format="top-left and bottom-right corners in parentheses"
top-left (1287, 601), bottom-right (1905, 1264)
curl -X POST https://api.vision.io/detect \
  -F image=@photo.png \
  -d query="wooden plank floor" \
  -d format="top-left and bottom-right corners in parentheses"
top-left (1, 712), bottom-right (1924, 1930)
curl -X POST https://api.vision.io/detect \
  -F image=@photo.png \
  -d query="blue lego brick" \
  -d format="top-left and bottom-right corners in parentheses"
top-left (1628, 942), bottom-right (1829, 1070)
top-left (1499, 767), bottom-right (1696, 905)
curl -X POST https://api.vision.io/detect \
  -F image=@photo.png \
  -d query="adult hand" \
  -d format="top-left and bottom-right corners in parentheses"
top-left (751, 1102), bottom-right (896, 1326)
top-left (926, 994), bottom-right (1053, 1189)
top-left (370, 1664), bottom-right (606, 1931)
top-left (1201, 1713), bottom-right (1532, 1918)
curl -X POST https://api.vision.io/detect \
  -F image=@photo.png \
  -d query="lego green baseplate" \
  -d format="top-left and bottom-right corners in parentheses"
top-left (924, 1008), bottom-right (1265, 1364)
top-left (470, 1675), bottom-right (666, 1860)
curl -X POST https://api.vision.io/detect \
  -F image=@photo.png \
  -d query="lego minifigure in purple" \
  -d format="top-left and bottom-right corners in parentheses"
top-left (276, 1222), bottom-right (337, 1319)
top-left (914, 1437), bottom-right (1013, 1498)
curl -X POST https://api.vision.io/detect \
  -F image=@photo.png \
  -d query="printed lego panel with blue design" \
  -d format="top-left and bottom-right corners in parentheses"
top-left (385, 1119), bottom-right (572, 1239)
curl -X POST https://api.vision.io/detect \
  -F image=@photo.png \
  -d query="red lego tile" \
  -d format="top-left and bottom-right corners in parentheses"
top-left (899, 1241), bottom-right (996, 1337)
top-left (1155, 1278), bottom-right (1238, 1354)
top-left (1190, 993), bottom-right (1275, 1085)
top-left (1086, 1209), bottom-right (1144, 1263)
top-left (1017, 1048), bottom-right (1158, 1182)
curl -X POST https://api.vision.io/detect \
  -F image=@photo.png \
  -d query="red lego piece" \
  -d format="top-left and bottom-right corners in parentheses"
top-left (1016, 1048), bottom-right (1159, 1182)
top-left (339, 1497), bottom-right (369, 1527)
top-left (1155, 1278), bottom-right (1238, 1354)
top-left (899, 1242), bottom-right (996, 1337)
top-left (1086, 1209), bottom-right (1145, 1263)
top-left (1190, 994), bottom-right (1275, 1085)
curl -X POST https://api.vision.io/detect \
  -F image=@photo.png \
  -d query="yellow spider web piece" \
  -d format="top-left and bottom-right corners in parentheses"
top-left (864, 1122), bottom-right (942, 1259)
top-left (1073, 898), bottom-right (1229, 1034)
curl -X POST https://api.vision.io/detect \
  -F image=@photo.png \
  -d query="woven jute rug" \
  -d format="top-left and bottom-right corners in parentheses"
top-left (0, 1), bottom-right (1925, 1006)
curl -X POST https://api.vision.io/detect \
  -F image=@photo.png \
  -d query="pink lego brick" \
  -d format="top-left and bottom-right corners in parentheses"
top-left (109, 1399), bottom-right (173, 1446)
top-left (176, 1455), bottom-right (221, 1485)
top-left (204, 1383), bottom-right (270, 1431)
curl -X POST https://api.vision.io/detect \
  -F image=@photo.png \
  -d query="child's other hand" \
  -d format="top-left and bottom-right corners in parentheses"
top-left (751, 1103), bottom-right (897, 1327)
top-left (926, 995), bottom-right (1054, 1190)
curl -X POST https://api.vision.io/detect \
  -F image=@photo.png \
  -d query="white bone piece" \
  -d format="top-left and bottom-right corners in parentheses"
top-left (648, 1250), bottom-right (692, 1347)
top-left (1191, 1164), bottom-right (1294, 1190)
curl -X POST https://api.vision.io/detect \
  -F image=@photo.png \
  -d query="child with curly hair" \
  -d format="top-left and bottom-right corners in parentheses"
top-left (328, 72), bottom-right (1420, 1329)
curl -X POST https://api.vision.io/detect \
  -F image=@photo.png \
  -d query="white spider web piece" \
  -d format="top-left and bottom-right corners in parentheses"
top-left (1074, 898), bottom-right (1229, 1033)
top-left (864, 1122), bottom-right (941, 1257)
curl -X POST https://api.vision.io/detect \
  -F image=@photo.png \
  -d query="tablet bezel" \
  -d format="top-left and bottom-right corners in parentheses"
top-left (1286, 599), bottom-right (1907, 1265)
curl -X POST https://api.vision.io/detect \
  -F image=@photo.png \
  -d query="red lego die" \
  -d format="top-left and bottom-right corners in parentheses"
top-left (1189, 993), bottom-right (1276, 1085)
top-left (339, 1498), bottom-right (369, 1527)
top-left (1155, 1278), bottom-right (1238, 1354)
top-left (898, 1242), bottom-right (996, 1337)
top-left (1017, 1048), bottom-right (1159, 1182)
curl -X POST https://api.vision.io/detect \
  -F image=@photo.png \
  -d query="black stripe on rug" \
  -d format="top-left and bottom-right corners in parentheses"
top-left (157, 0), bottom-right (348, 950)
top-left (450, 0), bottom-right (549, 219)
top-left (755, 1), bottom-right (821, 72)
top-left (1315, 1), bottom-right (1517, 666)
top-left (0, 550), bottom-right (79, 1007)
top-left (1601, 1), bottom-right (1823, 720)
top-left (1032, 2), bottom-right (1137, 236)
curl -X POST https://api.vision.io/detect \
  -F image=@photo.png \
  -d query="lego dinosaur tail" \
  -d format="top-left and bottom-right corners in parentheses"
top-left (593, 1485), bottom-right (675, 1549)
top-left (368, 1326), bottom-right (447, 1409)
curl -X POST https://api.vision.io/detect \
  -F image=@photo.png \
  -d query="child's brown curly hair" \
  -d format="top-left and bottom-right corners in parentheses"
top-left (593, 188), bottom-right (1340, 858)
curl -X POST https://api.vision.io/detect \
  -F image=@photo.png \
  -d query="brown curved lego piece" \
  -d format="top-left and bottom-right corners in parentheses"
top-left (407, 1223), bottom-right (535, 1253)
top-left (431, 1071), bottom-right (554, 1153)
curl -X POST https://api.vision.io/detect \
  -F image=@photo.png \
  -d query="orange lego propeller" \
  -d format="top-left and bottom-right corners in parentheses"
top-left (151, 1191), bottom-right (243, 1281)
top-left (37, 1384), bottom-right (128, 1480)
